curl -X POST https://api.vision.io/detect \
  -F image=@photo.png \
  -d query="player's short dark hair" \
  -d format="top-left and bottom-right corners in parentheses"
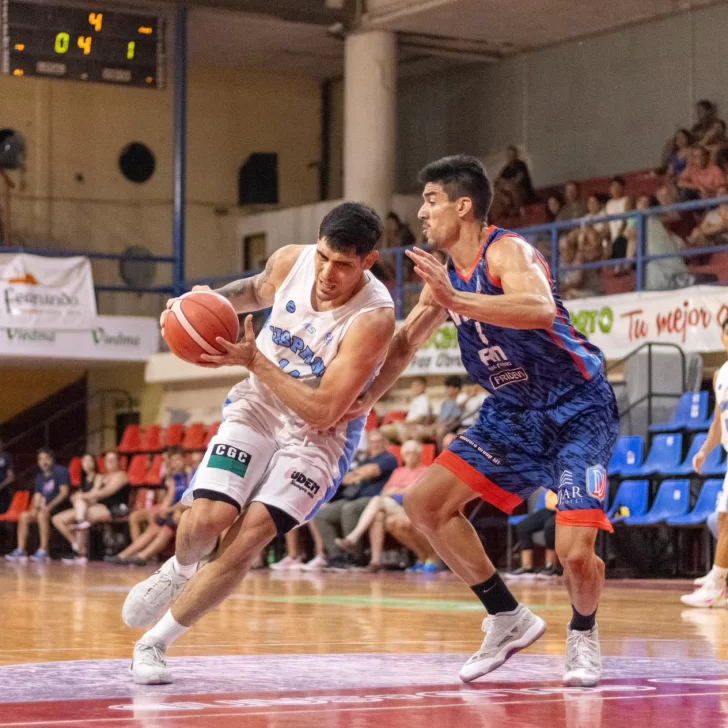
top-left (418, 155), bottom-right (493, 222)
top-left (318, 202), bottom-right (383, 257)
top-left (444, 376), bottom-right (463, 389)
top-left (37, 448), bottom-right (54, 459)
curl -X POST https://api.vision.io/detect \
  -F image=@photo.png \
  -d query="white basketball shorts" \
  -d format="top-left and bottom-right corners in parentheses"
top-left (717, 470), bottom-right (728, 514)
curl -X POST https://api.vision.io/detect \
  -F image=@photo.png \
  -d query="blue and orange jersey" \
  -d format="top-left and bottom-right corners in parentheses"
top-left (447, 225), bottom-right (606, 409)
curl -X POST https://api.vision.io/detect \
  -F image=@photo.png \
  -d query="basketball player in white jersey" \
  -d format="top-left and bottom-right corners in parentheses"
top-left (681, 316), bottom-right (728, 608)
top-left (123, 202), bottom-right (395, 683)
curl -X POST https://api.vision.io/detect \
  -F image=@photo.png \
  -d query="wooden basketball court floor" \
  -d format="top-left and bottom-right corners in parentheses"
top-left (1, 563), bottom-right (728, 727)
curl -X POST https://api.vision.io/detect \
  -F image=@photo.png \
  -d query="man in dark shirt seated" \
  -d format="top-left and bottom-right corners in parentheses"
top-left (314, 429), bottom-right (398, 567)
top-left (0, 440), bottom-right (15, 514)
top-left (5, 448), bottom-right (70, 563)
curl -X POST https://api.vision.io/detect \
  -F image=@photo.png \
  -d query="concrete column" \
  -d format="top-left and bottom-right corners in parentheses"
top-left (343, 30), bottom-right (397, 219)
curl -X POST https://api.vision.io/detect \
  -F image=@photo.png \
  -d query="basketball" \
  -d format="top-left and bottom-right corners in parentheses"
top-left (164, 290), bottom-right (240, 365)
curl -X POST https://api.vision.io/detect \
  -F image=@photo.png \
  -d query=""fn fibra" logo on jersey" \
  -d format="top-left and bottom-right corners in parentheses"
top-left (269, 325), bottom-right (327, 377)
top-left (208, 444), bottom-right (251, 478)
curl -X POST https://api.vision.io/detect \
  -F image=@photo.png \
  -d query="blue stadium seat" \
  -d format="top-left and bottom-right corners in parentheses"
top-left (660, 433), bottom-right (708, 476)
top-left (608, 436), bottom-right (643, 477)
top-left (701, 447), bottom-right (727, 477)
top-left (666, 480), bottom-right (724, 526)
top-left (622, 479), bottom-right (690, 525)
top-left (648, 392), bottom-right (710, 433)
top-left (508, 490), bottom-right (547, 526)
top-left (606, 480), bottom-right (649, 521)
top-left (619, 434), bottom-right (682, 477)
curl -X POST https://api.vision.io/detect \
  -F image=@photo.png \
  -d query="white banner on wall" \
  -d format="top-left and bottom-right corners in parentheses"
top-left (0, 316), bottom-right (159, 362)
top-left (0, 253), bottom-right (97, 328)
top-left (402, 285), bottom-right (728, 377)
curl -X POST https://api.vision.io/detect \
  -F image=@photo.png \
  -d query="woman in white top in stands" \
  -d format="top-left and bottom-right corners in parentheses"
top-left (379, 376), bottom-right (432, 444)
top-left (605, 177), bottom-right (633, 271)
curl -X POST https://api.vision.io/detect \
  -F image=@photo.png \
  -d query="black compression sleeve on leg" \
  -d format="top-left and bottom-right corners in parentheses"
top-left (570, 605), bottom-right (597, 631)
top-left (471, 572), bottom-right (519, 614)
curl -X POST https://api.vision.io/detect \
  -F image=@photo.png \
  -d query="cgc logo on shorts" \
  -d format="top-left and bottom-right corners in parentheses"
top-left (290, 470), bottom-right (320, 498)
top-left (208, 444), bottom-right (251, 478)
top-left (586, 465), bottom-right (607, 502)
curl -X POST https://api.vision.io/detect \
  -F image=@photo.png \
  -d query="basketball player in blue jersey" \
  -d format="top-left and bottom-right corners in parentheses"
top-left (348, 156), bottom-right (619, 687)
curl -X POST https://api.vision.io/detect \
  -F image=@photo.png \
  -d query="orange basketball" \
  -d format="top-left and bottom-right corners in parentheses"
top-left (164, 291), bottom-right (240, 365)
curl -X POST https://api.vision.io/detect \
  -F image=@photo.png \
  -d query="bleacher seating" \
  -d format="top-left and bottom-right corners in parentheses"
top-left (163, 424), bottom-right (184, 448)
top-left (622, 479), bottom-right (690, 526)
top-left (127, 455), bottom-right (150, 487)
top-left (606, 480), bottom-right (649, 521)
top-left (649, 392), bottom-right (710, 433)
top-left (204, 422), bottom-right (221, 447)
top-left (701, 448), bottom-right (727, 477)
top-left (508, 490), bottom-right (547, 528)
top-left (144, 454), bottom-right (165, 487)
top-left (608, 437), bottom-right (643, 477)
top-left (182, 423), bottom-right (206, 450)
top-left (139, 425), bottom-right (162, 453)
top-left (68, 457), bottom-right (83, 487)
top-left (662, 434), bottom-right (714, 477)
top-left (0, 491), bottom-right (30, 523)
top-left (365, 411), bottom-right (380, 432)
top-left (117, 425), bottom-right (142, 454)
top-left (619, 434), bottom-right (682, 478)
top-left (666, 480), bottom-right (724, 527)
top-left (381, 411), bottom-right (407, 426)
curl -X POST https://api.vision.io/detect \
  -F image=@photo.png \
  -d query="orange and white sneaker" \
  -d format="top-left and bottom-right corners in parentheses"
top-left (680, 583), bottom-right (727, 608)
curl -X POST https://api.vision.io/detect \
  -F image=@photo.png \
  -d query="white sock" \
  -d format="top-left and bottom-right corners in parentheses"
top-left (142, 609), bottom-right (189, 649)
top-left (710, 566), bottom-right (728, 587)
top-left (172, 556), bottom-right (197, 578)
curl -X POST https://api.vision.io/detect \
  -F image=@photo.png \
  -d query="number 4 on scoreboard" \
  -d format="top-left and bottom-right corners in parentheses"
top-left (77, 36), bottom-right (92, 55)
top-left (89, 13), bottom-right (103, 32)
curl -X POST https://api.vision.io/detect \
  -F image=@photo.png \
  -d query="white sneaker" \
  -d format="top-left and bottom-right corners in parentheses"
top-left (694, 571), bottom-right (712, 586)
top-left (269, 555), bottom-right (303, 571)
top-left (459, 604), bottom-right (546, 683)
top-left (301, 555), bottom-right (328, 572)
top-left (680, 583), bottom-right (727, 608)
top-left (563, 624), bottom-right (602, 687)
top-left (122, 557), bottom-right (189, 628)
top-left (130, 638), bottom-right (173, 684)
top-left (62, 556), bottom-right (88, 565)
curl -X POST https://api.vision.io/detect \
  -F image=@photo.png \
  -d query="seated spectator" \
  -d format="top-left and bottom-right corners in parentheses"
top-left (625, 194), bottom-right (689, 291)
top-left (51, 451), bottom-right (129, 564)
top-left (270, 520), bottom-right (327, 572)
top-left (660, 128), bottom-right (693, 177)
top-left (455, 383), bottom-right (488, 431)
top-left (533, 194), bottom-right (566, 262)
top-left (334, 440), bottom-right (435, 572)
top-left (493, 145), bottom-right (536, 217)
top-left (703, 119), bottom-right (728, 166)
top-left (314, 430), bottom-right (398, 568)
top-left (605, 176), bottom-right (633, 260)
top-left (687, 184), bottom-right (728, 247)
top-left (379, 376), bottom-right (432, 444)
top-left (677, 146), bottom-right (726, 200)
top-left (107, 447), bottom-right (189, 566)
top-left (560, 181), bottom-right (588, 221)
top-left (692, 100), bottom-right (722, 143)
top-left (655, 181), bottom-right (695, 241)
top-left (0, 439), bottom-right (15, 514)
top-left (5, 449), bottom-right (70, 563)
top-left (405, 376), bottom-right (463, 447)
top-left (506, 489), bottom-right (561, 580)
top-left (558, 235), bottom-right (601, 299)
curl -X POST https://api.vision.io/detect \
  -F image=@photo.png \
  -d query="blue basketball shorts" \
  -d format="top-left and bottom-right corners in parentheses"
top-left (436, 376), bottom-right (620, 532)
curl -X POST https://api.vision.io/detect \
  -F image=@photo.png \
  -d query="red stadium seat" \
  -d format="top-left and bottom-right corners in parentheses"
top-left (388, 445), bottom-right (402, 466)
top-left (68, 457), bottom-right (83, 487)
top-left (421, 444), bottom-right (437, 466)
top-left (365, 411), bottom-right (380, 432)
top-left (117, 425), bottom-right (142, 454)
top-left (204, 422), bottom-right (221, 447)
top-left (182, 423), bottom-right (206, 450)
top-left (127, 455), bottom-right (150, 487)
top-left (381, 411), bottom-right (407, 426)
top-left (144, 454), bottom-right (165, 487)
top-left (139, 425), bottom-right (162, 453)
top-left (0, 491), bottom-right (31, 522)
top-left (96, 455), bottom-right (106, 474)
top-left (163, 424), bottom-right (184, 448)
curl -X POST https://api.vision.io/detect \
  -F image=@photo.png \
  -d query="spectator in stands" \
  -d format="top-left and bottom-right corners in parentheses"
top-left (677, 146), bottom-right (726, 201)
top-left (405, 376), bottom-right (464, 447)
top-left (456, 383), bottom-right (488, 432)
top-left (493, 146), bottom-right (535, 216)
top-left (188, 451), bottom-right (204, 474)
top-left (692, 100), bottom-right (721, 142)
top-left (506, 489), bottom-right (560, 580)
top-left (558, 235), bottom-right (601, 299)
top-left (334, 440), bottom-right (435, 572)
top-left (625, 194), bottom-right (689, 291)
top-left (688, 184), bottom-right (728, 248)
top-left (270, 522), bottom-right (328, 572)
top-left (107, 447), bottom-right (189, 566)
top-left (441, 432), bottom-right (458, 450)
top-left (0, 439), bottom-right (15, 514)
top-left (605, 176), bottom-right (633, 262)
top-left (703, 120), bottom-right (728, 166)
top-left (533, 194), bottom-right (566, 261)
top-left (375, 212), bottom-right (416, 281)
top-left (5, 449), bottom-right (70, 563)
top-left (51, 451), bottom-right (129, 564)
top-left (661, 129), bottom-right (693, 178)
top-left (560, 181), bottom-right (588, 221)
top-left (379, 376), bottom-right (432, 444)
top-left (314, 430), bottom-right (398, 568)
top-left (655, 181), bottom-right (695, 241)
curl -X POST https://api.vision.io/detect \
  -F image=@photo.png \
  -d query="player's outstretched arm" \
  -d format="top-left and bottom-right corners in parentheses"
top-left (407, 239), bottom-right (556, 330)
top-left (203, 308), bottom-right (396, 430)
top-left (345, 287), bottom-right (448, 419)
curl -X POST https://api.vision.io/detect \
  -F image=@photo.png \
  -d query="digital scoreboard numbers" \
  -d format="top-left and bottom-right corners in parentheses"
top-left (1, 0), bottom-right (165, 88)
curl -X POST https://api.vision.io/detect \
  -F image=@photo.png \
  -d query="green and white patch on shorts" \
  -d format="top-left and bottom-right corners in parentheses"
top-left (208, 443), bottom-right (252, 478)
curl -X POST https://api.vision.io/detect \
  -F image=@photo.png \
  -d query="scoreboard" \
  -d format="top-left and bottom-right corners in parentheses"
top-left (1, 0), bottom-right (165, 88)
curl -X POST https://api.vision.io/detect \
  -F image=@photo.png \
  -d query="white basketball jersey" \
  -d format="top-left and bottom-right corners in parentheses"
top-left (717, 360), bottom-right (728, 452)
top-left (225, 245), bottom-right (393, 422)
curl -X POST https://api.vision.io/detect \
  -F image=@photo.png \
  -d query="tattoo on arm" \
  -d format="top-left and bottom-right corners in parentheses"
top-left (215, 256), bottom-right (275, 312)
